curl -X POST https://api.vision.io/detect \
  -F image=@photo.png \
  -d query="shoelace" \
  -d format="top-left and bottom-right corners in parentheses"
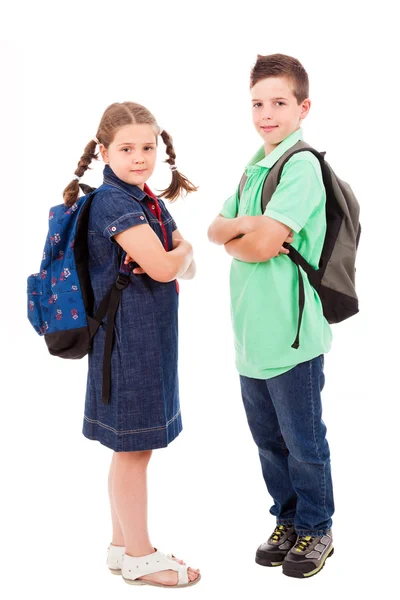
top-left (294, 535), bottom-right (314, 553)
top-left (270, 524), bottom-right (290, 543)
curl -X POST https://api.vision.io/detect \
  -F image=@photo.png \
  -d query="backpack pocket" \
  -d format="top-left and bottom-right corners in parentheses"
top-left (27, 273), bottom-right (44, 334)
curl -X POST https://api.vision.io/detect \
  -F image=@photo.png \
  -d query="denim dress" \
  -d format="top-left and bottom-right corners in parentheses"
top-left (82, 165), bottom-right (182, 451)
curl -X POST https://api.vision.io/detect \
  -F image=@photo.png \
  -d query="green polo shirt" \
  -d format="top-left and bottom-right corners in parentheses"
top-left (220, 128), bottom-right (332, 379)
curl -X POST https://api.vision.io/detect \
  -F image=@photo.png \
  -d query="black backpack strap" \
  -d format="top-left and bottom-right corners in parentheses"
top-left (237, 144), bottom-right (325, 349)
top-left (87, 243), bottom-right (131, 404)
top-left (101, 272), bottom-right (130, 403)
top-left (273, 146), bottom-right (326, 349)
top-left (282, 245), bottom-right (323, 350)
top-left (291, 260), bottom-right (305, 350)
top-left (100, 244), bottom-right (130, 404)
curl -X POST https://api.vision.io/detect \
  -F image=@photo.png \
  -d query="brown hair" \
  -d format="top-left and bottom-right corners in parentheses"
top-left (250, 54), bottom-right (309, 104)
top-left (63, 101), bottom-right (198, 207)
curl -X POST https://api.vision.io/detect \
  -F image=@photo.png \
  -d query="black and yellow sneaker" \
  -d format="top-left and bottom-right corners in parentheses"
top-left (255, 524), bottom-right (297, 567)
top-left (282, 530), bottom-right (334, 578)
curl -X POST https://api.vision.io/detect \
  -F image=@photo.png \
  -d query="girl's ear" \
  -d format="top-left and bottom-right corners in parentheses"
top-left (99, 144), bottom-right (109, 163)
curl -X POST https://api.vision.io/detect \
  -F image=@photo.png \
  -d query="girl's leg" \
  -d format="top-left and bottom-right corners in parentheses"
top-left (112, 450), bottom-right (200, 586)
top-left (112, 450), bottom-right (153, 555)
top-left (108, 452), bottom-right (125, 546)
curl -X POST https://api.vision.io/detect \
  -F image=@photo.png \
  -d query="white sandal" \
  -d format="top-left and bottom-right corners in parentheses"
top-left (122, 549), bottom-right (201, 588)
top-left (106, 544), bottom-right (125, 575)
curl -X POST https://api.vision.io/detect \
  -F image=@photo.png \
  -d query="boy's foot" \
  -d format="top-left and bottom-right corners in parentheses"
top-left (282, 530), bottom-right (334, 578)
top-left (256, 524), bottom-right (297, 566)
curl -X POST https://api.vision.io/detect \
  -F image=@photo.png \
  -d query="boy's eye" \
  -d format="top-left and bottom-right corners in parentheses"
top-left (275, 102), bottom-right (286, 107)
top-left (252, 102), bottom-right (262, 108)
top-left (121, 147), bottom-right (131, 152)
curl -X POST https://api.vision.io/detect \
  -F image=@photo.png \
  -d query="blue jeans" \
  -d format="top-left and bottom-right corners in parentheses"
top-left (240, 356), bottom-right (334, 536)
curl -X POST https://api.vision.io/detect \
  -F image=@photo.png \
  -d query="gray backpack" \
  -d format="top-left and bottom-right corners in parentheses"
top-left (238, 141), bottom-right (361, 349)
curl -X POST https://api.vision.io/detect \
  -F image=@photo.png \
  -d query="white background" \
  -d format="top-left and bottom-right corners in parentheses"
top-left (2, 1), bottom-right (399, 597)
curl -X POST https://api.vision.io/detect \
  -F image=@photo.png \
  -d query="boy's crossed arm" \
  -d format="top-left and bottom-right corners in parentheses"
top-left (207, 214), bottom-right (293, 262)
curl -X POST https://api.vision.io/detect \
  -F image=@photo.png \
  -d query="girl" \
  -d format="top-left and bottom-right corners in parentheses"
top-left (63, 102), bottom-right (200, 588)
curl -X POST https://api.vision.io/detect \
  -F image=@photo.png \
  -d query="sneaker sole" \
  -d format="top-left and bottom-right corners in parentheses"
top-left (255, 555), bottom-right (284, 567)
top-left (283, 546), bottom-right (334, 579)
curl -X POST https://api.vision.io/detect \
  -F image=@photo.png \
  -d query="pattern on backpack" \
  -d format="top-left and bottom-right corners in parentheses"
top-left (27, 199), bottom-right (87, 336)
top-left (26, 183), bottom-right (131, 401)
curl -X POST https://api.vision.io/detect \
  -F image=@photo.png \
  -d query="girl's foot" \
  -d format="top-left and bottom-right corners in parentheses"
top-left (107, 546), bottom-right (199, 582)
top-left (124, 549), bottom-right (200, 586)
top-left (142, 552), bottom-right (200, 585)
top-left (139, 565), bottom-right (200, 586)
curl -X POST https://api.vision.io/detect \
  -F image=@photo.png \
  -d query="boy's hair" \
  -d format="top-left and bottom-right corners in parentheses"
top-left (63, 101), bottom-right (197, 207)
top-left (250, 54), bottom-right (309, 104)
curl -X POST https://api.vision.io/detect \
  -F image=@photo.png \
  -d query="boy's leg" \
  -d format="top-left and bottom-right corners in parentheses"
top-left (240, 375), bottom-right (297, 524)
top-left (266, 355), bottom-right (334, 535)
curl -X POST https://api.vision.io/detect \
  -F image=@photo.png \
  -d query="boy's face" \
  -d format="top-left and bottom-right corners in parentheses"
top-left (251, 76), bottom-right (311, 154)
top-left (99, 123), bottom-right (157, 189)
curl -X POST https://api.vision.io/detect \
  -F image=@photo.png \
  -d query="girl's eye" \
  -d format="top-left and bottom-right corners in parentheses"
top-left (144, 146), bottom-right (154, 151)
top-left (252, 103), bottom-right (262, 108)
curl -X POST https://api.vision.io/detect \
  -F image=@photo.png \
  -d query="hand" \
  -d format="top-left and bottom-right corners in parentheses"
top-left (172, 236), bottom-right (184, 249)
top-left (124, 254), bottom-right (134, 265)
top-left (238, 215), bottom-right (258, 235)
top-left (124, 253), bottom-right (146, 275)
top-left (275, 231), bottom-right (294, 257)
top-left (173, 238), bottom-right (193, 253)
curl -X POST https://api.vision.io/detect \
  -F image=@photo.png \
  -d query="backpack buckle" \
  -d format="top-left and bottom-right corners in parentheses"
top-left (115, 272), bottom-right (130, 290)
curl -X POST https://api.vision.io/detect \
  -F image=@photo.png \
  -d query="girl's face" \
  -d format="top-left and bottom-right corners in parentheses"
top-left (251, 76), bottom-right (311, 155)
top-left (99, 123), bottom-right (157, 189)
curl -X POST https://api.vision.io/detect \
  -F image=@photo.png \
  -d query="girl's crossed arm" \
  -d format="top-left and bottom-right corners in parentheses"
top-left (171, 229), bottom-right (196, 280)
top-left (115, 224), bottom-right (193, 283)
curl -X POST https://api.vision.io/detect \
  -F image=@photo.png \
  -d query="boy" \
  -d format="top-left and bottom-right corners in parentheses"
top-left (207, 54), bottom-right (334, 579)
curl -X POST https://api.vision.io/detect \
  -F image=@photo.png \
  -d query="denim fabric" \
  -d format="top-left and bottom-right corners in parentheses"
top-left (82, 166), bottom-right (182, 452)
top-left (240, 355), bottom-right (334, 536)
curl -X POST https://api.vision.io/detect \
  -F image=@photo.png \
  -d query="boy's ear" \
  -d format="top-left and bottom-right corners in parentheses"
top-left (300, 98), bottom-right (311, 121)
top-left (99, 144), bottom-right (109, 163)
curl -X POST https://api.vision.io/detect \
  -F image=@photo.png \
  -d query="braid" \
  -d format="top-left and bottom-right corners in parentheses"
top-left (63, 139), bottom-right (98, 207)
top-left (158, 130), bottom-right (198, 202)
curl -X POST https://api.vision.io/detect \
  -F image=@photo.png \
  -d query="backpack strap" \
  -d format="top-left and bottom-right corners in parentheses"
top-left (268, 143), bottom-right (327, 349)
top-left (237, 141), bottom-right (327, 349)
top-left (82, 187), bottom-right (131, 404)
top-left (238, 173), bottom-right (248, 199)
top-left (101, 271), bottom-right (130, 404)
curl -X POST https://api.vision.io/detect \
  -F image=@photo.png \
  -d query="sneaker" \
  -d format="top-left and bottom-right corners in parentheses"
top-left (107, 544), bottom-right (125, 575)
top-left (255, 524), bottom-right (297, 567)
top-left (282, 530), bottom-right (334, 578)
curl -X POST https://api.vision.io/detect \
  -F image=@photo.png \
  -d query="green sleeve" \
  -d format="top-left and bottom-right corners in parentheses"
top-left (220, 188), bottom-right (239, 219)
top-left (264, 154), bottom-right (325, 233)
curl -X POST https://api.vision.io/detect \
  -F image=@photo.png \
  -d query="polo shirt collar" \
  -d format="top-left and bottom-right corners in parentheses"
top-left (103, 164), bottom-right (147, 201)
top-left (247, 127), bottom-right (303, 170)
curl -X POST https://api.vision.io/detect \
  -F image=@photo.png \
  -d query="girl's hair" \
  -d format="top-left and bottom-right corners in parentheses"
top-left (250, 53), bottom-right (309, 104)
top-left (63, 101), bottom-right (198, 207)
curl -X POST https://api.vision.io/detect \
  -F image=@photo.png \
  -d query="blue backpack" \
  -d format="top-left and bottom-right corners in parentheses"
top-left (27, 183), bottom-right (131, 404)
